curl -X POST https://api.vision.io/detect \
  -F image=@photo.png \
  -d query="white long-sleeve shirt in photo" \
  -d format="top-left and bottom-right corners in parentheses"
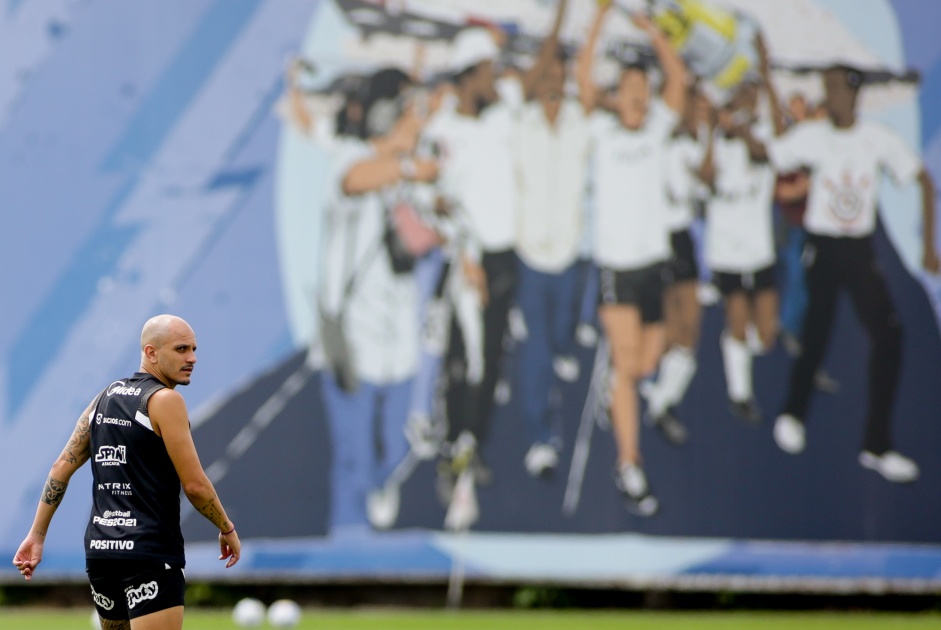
top-left (422, 77), bottom-right (524, 256)
top-left (320, 140), bottom-right (419, 384)
top-left (589, 101), bottom-right (678, 270)
top-left (513, 98), bottom-right (591, 273)
top-left (768, 119), bottom-right (922, 238)
top-left (704, 126), bottom-right (777, 273)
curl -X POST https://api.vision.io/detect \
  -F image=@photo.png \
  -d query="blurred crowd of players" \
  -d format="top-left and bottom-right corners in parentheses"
top-left (280, 0), bottom-right (938, 530)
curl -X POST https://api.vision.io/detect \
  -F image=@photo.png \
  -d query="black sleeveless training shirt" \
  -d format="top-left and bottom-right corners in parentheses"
top-left (84, 372), bottom-right (185, 565)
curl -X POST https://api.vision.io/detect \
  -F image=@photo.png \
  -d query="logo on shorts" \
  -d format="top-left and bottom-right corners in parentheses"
top-left (91, 586), bottom-right (114, 611)
top-left (126, 581), bottom-right (159, 610)
top-left (95, 445), bottom-right (126, 466)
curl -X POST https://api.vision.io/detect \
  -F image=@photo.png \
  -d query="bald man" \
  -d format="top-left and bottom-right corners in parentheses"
top-left (12, 315), bottom-right (240, 630)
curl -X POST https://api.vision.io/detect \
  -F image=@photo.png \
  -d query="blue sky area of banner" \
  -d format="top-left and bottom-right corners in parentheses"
top-left (7, 0), bottom-right (263, 421)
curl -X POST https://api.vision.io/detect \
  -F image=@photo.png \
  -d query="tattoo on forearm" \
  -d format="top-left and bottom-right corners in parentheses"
top-left (100, 618), bottom-right (131, 630)
top-left (63, 413), bottom-right (92, 466)
top-left (41, 476), bottom-right (68, 507)
top-left (197, 496), bottom-right (226, 528)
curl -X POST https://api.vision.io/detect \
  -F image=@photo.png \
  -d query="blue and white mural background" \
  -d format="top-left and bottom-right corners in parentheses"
top-left (2, 0), bottom-right (941, 585)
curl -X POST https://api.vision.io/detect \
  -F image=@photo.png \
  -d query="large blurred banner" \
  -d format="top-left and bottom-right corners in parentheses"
top-left (2, 0), bottom-right (941, 589)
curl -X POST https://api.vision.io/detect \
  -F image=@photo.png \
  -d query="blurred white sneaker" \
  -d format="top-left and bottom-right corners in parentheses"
top-left (774, 414), bottom-right (805, 454)
top-left (697, 282), bottom-right (721, 306)
top-left (745, 323), bottom-right (765, 354)
top-left (404, 412), bottom-right (441, 460)
top-left (859, 450), bottom-right (920, 483)
top-left (493, 378), bottom-right (512, 405)
top-left (575, 322), bottom-right (598, 348)
top-left (366, 484), bottom-right (400, 530)
top-left (524, 443), bottom-right (559, 478)
top-left (552, 355), bottom-right (580, 382)
top-left (644, 407), bottom-right (688, 446)
top-left (450, 431), bottom-right (477, 474)
top-left (614, 463), bottom-right (659, 517)
top-left (508, 306), bottom-right (528, 341)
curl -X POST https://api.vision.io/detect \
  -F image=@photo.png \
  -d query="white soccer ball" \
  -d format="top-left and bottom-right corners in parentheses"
top-left (267, 599), bottom-right (302, 628)
top-left (232, 597), bottom-right (266, 627)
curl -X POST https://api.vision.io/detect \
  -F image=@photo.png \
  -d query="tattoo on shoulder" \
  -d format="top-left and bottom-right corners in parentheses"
top-left (41, 476), bottom-right (68, 507)
top-left (62, 412), bottom-right (92, 466)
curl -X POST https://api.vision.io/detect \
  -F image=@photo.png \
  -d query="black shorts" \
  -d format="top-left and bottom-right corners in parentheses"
top-left (666, 229), bottom-right (699, 285)
top-left (87, 559), bottom-right (186, 621)
top-left (712, 265), bottom-right (776, 297)
top-left (598, 263), bottom-right (666, 323)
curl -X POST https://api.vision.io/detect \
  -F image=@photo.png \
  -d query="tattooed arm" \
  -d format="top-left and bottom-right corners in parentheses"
top-left (149, 388), bottom-right (241, 568)
top-left (12, 398), bottom-right (96, 581)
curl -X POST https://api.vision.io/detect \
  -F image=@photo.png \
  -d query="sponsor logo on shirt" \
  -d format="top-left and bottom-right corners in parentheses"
top-left (98, 482), bottom-right (133, 496)
top-left (91, 586), bottom-right (114, 611)
top-left (93, 515), bottom-right (137, 527)
top-left (613, 143), bottom-right (654, 163)
top-left (126, 581), bottom-right (159, 610)
top-left (107, 381), bottom-right (142, 397)
top-left (95, 445), bottom-right (126, 466)
top-left (96, 413), bottom-right (132, 427)
top-left (823, 175), bottom-right (868, 225)
top-left (89, 539), bottom-right (135, 551)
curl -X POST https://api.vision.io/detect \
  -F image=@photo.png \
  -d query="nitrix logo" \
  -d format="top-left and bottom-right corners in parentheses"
top-left (126, 581), bottom-right (159, 610)
top-left (98, 482), bottom-right (133, 496)
top-left (91, 586), bottom-right (114, 611)
top-left (95, 445), bottom-right (126, 466)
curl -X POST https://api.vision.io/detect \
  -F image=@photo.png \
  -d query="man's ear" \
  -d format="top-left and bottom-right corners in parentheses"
top-left (143, 345), bottom-right (158, 363)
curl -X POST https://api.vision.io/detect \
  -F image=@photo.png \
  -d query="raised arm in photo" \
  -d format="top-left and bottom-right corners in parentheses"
top-left (522, 0), bottom-right (570, 99)
top-left (576, 1), bottom-right (612, 113)
top-left (633, 12), bottom-right (687, 115)
top-left (755, 33), bottom-right (785, 137)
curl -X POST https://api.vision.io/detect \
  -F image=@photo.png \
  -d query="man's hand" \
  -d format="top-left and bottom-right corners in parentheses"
top-left (219, 529), bottom-right (241, 569)
top-left (462, 256), bottom-right (489, 306)
top-left (412, 159), bottom-right (438, 183)
top-left (630, 12), bottom-right (658, 37)
top-left (485, 23), bottom-right (508, 51)
top-left (12, 534), bottom-right (43, 581)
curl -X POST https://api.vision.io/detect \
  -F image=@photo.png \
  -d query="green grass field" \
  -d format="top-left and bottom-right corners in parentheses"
top-left (1, 609), bottom-right (940, 630)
